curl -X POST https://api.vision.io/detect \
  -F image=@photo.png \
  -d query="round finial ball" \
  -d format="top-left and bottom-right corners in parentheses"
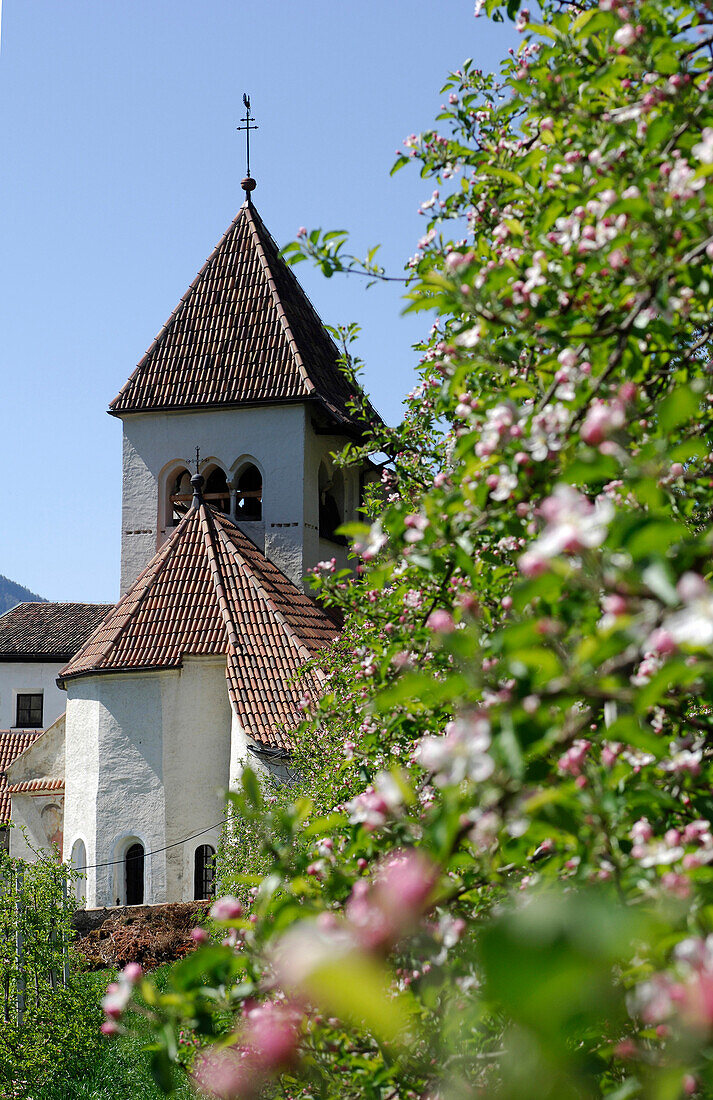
top-left (241, 176), bottom-right (257, 193)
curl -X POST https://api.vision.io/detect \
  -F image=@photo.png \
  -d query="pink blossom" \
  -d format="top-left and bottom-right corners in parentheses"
top-left (243, 1002), bottom-right (300, 1070)
top-left (519, 486), bottom-right (614, 576)
top-left (122, 962), bottom-right (142, 984)
top-left (416, 714), bottom-right (493, 786)
top-left (613, 23), bottom-right (636, 47)
top-left (603, 594), bottom-right (627, 616)
top-left (193, 1048), bottom-right (250, 1099)
top-left (518, 549), bottom-right (548, 577)
top-left (661, 872), bottom-right (691, 899)
top-left (557, 348), bottom-right (578, 370)
top-left (102, 982), bottom-right (131, 1020)
top-left (631, 818), bottom-right (653, 844)
top-left (347, 850), bottom-right (438, 951)
top-left (557, 739), bottom-right (591, 776)
top-left (428, 609), bottom-right (455, 633)
top-left (101, 1020), bottom-right (120, 1037)
top-left (660, 574), bottom-right (713, 647)
top-left (601, 741), bottom-right (622, 767)
top-left (210, 896), bottom-right (244, 922)
top-left (677, 572), bottom-right (709, 602)
top-left (692, 127), bottom-right (713, 164)
top-left (581, 399), bottom-right (625, 445)
top-left (191, 927), bottom-right (209, 944)
top-left (346, 772), bottom-right (403, 829)
top-left (646, 627), bottom-right (676, 656)
top-left (683, 820), bottom-right (711, 844)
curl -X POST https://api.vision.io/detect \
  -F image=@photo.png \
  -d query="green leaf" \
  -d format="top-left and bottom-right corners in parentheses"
top-left (150, 1048), bottom-right (175, 1093)
top-left (635, 659), bottom-right (704, 713)
top-left (170, 946), bottom-right (242, 992)
top-left (605, 716), bottom-right (665, 758)
top-left (658, 386), bottom-right (699, 433)
top-left (301, 950), bottom-right (417, 1043)
top-left (646, 114), bottom-right (673, 151)
top-left (241, 767), bottom-right (262, 809)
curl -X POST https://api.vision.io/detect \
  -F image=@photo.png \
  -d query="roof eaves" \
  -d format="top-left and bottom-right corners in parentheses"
top-left (108, 394), bottom-right (320, 420)
top-left (0, 652), bottom-right (75, 663)
top-left (57, 660), bottom-right (186, 689)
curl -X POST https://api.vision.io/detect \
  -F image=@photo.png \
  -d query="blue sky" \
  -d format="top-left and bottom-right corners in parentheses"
top-left (0, 2), bottom-right (515, 602)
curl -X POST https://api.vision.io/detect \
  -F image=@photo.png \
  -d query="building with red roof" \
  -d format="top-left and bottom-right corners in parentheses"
top-left (7, 176), bottom-right (376, 907)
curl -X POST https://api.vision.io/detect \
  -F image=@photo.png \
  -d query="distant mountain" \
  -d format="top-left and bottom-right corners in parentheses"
top-left (0, 575), bottom-right (46, 616)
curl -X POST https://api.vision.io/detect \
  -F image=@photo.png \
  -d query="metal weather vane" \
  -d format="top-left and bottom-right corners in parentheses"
top-left (237, 93), bottom-right (258, 179)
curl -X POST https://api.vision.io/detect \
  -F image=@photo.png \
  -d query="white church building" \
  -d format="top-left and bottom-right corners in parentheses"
top-left (0, 175), bottom-right (374, 907)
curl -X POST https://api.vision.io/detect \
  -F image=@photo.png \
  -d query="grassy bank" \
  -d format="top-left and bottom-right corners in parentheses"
top-left (31, 970), bottom-right (196, 1100)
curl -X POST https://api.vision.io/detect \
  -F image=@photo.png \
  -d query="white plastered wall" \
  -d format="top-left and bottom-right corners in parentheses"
top-left (0, 661), bottom-right (68, 730)
top-left (63, 660), bottom-right (232, 908)
top-left (7, 713), bottom-right (66, 862)
top-left (160, 657), bottom-right (232, 902)
top-left (119, 404), bottom-right (360, 595)
top-left (120, 404), bottom-right (309, 594)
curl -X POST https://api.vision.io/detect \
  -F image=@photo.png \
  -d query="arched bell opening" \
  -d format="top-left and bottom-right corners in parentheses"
top-left (319, 462), bottom-right (345, 543)
top-left (204, 466), bottom-right (231, 514)
top-left (233, 464), bottom-right (262, 521)
top-left (167, 467), bottom-right (192, 527)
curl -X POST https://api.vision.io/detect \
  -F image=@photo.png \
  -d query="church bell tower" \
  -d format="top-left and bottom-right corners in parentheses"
top-left (109, 110), bottom-right (376, 594)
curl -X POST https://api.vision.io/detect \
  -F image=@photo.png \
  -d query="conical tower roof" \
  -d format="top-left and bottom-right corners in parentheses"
top-left (58, 497), bottom-right (339, 752)
top-left (109, 198), bottom-right (370, 432)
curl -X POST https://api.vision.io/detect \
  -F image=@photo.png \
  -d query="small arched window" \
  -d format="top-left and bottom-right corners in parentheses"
top-left (169, 468), bottom-right (192, 526)
top-left (205, 467), bottom-right (230, 514)
top-left (194, 844), bottom-right (216, 900)
top-left (235, 465), bottom-right (262, 520)
top-left (125, 843), bottom-right (144, 906)
top-left (71, 839), bottom-right (87, 905)
top-left (319, 463), bottom-right (345, 543)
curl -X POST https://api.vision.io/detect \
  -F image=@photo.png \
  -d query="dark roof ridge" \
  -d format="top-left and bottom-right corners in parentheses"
top-left (212, 514), bottom-right (315, 667)
top-left (243, 202), bottom-right (315, 400)
top-left (199, 504), bottom-right (242, 653)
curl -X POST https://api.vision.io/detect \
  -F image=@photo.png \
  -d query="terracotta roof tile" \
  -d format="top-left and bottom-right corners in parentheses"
top-left (7, 778), bottom-right (64, 794)
top-left (0, 731), bottom-right (44, 822)
top-left (59, 505), bottom-right (339, 751)
top-left (0, 603), bottom-right (114, 660)
top-left (109, 201), bottom-right (371, 432)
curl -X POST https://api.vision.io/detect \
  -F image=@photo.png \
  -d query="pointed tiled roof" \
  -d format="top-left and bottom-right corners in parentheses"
top-left (0, 731), bottom-right (44, 823)
top-left (109, 200), bottom-right (369, 431)
top-left (58, 504), bottom-right (339, 752)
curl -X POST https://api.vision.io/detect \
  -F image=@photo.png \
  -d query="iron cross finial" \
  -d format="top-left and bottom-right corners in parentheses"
top-left (195, 446), bottom-right (200, 475)
top-left (237, 93), bottom-right (259, 184)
